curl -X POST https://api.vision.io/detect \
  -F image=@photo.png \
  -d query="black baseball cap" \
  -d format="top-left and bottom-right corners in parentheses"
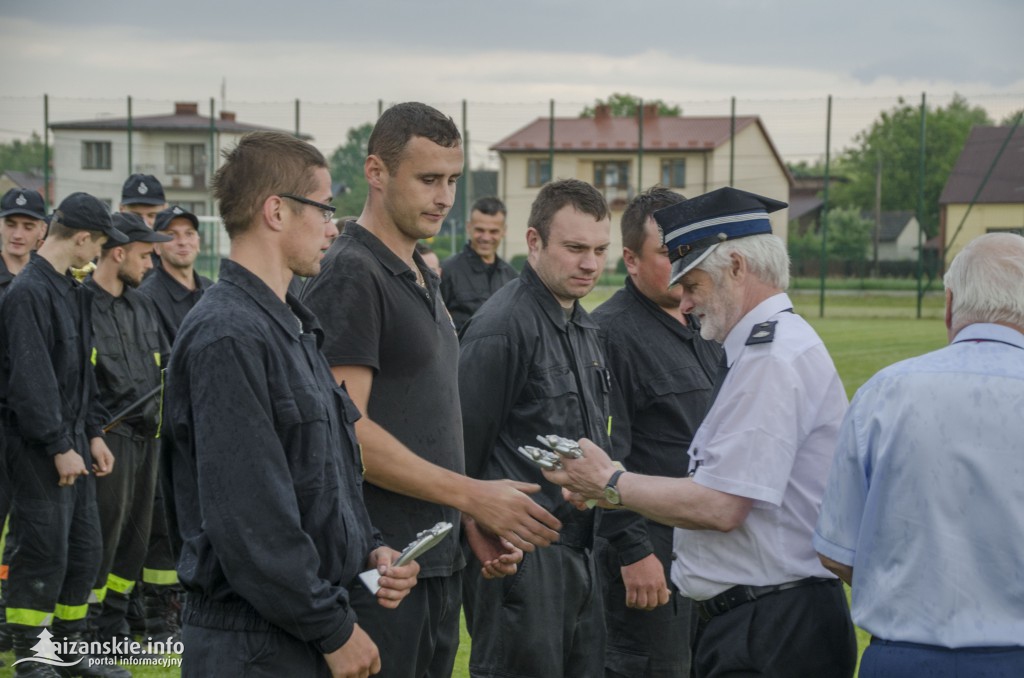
top-left (54, 193), bottom-right (128, 243)
top-left (154, 205), bottom-right (199, 232)
top-left (103, 213), bottom-right (173, 249)
top-left (0, 188), bottom-right (47, 220)
top-left (120, 174), bottom-right (166, 206)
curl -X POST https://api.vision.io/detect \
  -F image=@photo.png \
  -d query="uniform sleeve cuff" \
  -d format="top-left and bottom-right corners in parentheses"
top-left (616, 541), bottom-right (654, 567)
top-left (45, 435), bottom-right (75, 457)
top-left (314, 607), bottom-right (356, 655)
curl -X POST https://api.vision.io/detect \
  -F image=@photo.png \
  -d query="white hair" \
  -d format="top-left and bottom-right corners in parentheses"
top-left (699, 234), bottom-right (790, 290)
top-left (944, 232), bottom-right (1024, 331)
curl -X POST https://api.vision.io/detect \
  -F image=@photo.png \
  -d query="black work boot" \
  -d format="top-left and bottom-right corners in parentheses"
top-left (142, 585), bottom-right (180, 645)
top-left (10, 625), bottom-right (61, 678)
top-left (0, 602), bottom-right (13, 652)
top-left (123, 588), bottom-right (144, 639)
top-left (49, 630), bottom-right (131, 678)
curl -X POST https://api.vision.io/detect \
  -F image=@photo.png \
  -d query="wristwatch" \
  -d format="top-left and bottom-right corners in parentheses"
top-left (604, 469), bottom-right (626, 505)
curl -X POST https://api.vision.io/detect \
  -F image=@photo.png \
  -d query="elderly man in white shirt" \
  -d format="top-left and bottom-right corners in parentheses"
top-left (545, 187), bottom-right (857, 678)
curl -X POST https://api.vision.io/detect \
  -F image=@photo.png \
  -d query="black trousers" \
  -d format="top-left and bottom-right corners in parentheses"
top-left (93, 429), bottom-right (159, 638)
top-left (598, 540), bottom-right (697, 678)
top-left (463, 542), bottom-right (604, 678)
top-left (6, 436), bottom-right (102, 633)
top-left (350, 571), bottom-right (462, 678)
top-left (182, 623), bottom-right (330, 677)
top-left (693, 579), bottom-right (856, 678)
top-left (142, 435), bottom-right (177, 585)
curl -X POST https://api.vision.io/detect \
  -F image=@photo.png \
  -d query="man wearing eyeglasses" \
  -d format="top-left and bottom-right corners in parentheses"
top-left (302, 102), bottom-right (561, 678)
top-left (164, 131), bottom-right (418, 677)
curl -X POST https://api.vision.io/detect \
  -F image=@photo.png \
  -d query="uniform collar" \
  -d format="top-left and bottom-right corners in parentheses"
top-left (722, 292), bottom-right (793, 366)
top-left (155, 264), bottom-right (207, 302)
top-left (0, 253), bottom-right (13, 287)
top-left (624, 276), bottom-right (698, 341)
top-left (952, 323), bottom-right (1024, 350)
top-left (345, 221), bottom-right (440, 294)
top-left (83, 276), bottom-right (120, 309)
top-left (28, 251), bottom-right (79, 297)
top-left (461, 242), bottom-right (502, 272)
top-left (520, 261), bottom-right (597, 332)
top-left (217, 258), bottom-right (324, 345)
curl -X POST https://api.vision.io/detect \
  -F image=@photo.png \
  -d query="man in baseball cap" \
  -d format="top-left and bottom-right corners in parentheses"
top-left (0, 189), bottom-right (48, 293)
top-left (120, 174), bottom-right (167, 227)
top-left (0, 190), bottom-right (131, 676)
top-left (87, 212), bottom-right (173, 654)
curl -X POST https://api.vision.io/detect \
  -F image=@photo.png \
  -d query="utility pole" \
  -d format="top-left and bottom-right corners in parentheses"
top-left (873, 154), bottom-right (881, 277)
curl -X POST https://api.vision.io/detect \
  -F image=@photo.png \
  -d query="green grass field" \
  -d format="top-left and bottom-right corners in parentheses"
top-left (0, 290), bottom-right (948, 677)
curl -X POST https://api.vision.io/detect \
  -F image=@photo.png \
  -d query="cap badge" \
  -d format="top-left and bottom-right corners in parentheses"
top-left (137, 182), bottom-right (148, 195)
top-left (172, 206), bottom-right (183, 214)
top-left (15, 194), bottom-right (26, 206)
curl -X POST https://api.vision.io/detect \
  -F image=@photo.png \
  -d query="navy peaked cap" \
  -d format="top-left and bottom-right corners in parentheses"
top-left (654, 187), bottom-right (786, 286)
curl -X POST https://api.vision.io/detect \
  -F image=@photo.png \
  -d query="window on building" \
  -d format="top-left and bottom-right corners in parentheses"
top-left (180, 201), bottom-right (208, 217)
top-left (82, 141), bottom-right (112, 170)
top-left (527, 158), bottom-right (551, 188)
top-left (660, 158), bottom-right (686, 188)
top-left (594, 161), bottom-right (630, 190)
top-left (165, 143), bottom-right (207, 175)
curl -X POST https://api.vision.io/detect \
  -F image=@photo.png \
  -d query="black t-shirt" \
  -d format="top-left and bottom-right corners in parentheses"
top-left (301, 221), bottom-right (465, 577)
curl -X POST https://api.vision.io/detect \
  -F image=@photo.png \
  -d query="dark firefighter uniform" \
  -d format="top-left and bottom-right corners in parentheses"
top-left (439, 242), bottom-right (518, 333)
top-left (0, 254), bottom-right (105, 641)
top-left (165, 259), bottom-right (382, 676)
top-left (85, 274), bottom-right (170, 642)
top-left (458, 261), bottom-right (618, 678)
top-left (136, 256), bottom-right (212, 637)
top-left (137, 265), bottom-right (212, 345)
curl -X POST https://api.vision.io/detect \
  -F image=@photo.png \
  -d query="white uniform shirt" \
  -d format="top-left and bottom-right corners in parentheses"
top-left (671, 293), bottom-right (847, 600)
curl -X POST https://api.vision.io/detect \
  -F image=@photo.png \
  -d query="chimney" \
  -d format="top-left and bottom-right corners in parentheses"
top-left (220, 111), bottom-right (236, 122)
top-left (174, 102), bottom-right (199, 116)
top-left (594, 104), bottom-right (611, 121)
top-left (642, 103), bottom-right (660, 120)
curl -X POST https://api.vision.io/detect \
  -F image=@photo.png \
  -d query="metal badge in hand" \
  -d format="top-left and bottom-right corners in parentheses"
top-left (517, 434), bottom-right (584, 470)
top-left (359, 522), bottom-right (454, 594)
top-left (536, 434), bottom-right (584, 459)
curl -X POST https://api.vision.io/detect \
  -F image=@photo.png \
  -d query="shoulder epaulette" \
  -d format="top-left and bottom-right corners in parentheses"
top-left (745, 320), bottom-right (777, 345)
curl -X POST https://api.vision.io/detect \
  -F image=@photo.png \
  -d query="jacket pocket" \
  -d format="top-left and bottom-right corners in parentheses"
top-left (273, 384), bottom-right (332, 494)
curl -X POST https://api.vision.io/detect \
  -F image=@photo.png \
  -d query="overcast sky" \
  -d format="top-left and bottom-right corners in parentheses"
top-left (2, 0), bottom-right (1022, 164)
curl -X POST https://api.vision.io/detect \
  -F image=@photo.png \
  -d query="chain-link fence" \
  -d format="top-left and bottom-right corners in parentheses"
top-left (3, 91), bottom-right (1021, 312)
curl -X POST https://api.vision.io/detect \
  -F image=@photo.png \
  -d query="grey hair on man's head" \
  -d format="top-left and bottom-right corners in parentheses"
top-left (698, 234), bottom-right (790, 290)
top-left (944, 232), bottom-right (1024, 331)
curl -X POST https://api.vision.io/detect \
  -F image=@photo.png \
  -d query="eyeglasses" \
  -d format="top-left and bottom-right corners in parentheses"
top-left (278, 194), bottom-right (337, 223)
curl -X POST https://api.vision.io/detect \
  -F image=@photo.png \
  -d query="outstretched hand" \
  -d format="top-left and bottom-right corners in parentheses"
top-left (464, 479), bottom-right (561, 552)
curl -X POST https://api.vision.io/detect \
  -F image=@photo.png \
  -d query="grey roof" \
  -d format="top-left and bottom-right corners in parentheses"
top-left (939, 125), bottom-right (1024, 205)
top-left (1, 170), bottom-right (46, 194)
top-left (50, 111), bottom-right (311, 139)
top-left (859, 210), bottom-right (917, 242)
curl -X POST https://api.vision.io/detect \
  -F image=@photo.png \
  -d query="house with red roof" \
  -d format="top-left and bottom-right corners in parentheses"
top-left (490, 104), bottom-right (792, 265)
